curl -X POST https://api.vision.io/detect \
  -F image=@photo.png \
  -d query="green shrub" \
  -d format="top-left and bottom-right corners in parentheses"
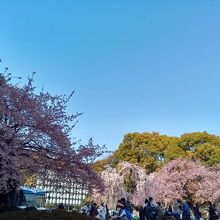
top-left (0, 210), bottom-right (96, 220)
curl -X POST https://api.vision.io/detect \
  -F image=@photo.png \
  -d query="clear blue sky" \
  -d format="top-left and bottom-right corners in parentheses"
top-left (1, 1), bottom-right (220, 151)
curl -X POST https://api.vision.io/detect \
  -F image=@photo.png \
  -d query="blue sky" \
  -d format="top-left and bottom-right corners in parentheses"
top-left (1, 1), bottom-right (220, 151)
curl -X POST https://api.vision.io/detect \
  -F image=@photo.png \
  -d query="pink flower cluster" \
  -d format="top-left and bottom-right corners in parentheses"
top-left (0, 76), bottom-right (105, 194)
top-left (154, 159), bottom-right (220, 203)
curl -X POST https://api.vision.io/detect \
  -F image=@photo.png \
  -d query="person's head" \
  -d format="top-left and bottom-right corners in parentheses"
top-left (145, 199), bottom-right (149, 204)
top-left (149, 197), bottom-right (153, 202)
top-left (208, 201), bottom-right (212, 206)
top-left (118, 203), bottom-right (124, 209)
top-left (120, 198), bottom-right (126, 205)
top-left (94, 203), bottom-right (97, 207)
top-left (177, 199), bottom-right (181, 203)
top-left (157, 202), bottom-right (161, 206)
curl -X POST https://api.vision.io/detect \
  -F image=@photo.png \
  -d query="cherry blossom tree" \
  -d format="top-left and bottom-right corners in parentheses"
top-left (154, 159), bottom-right (220, 204)
top-left (0, 69), bottom-right (105, 200)
top-left (131, 172), bottom-right (157, 206)
top-left (127, 159), bottom-right (220, 205)
top-left (196, 165), bottom-right (220, 203)
top-left (92, 161), bottom-right (158, 208)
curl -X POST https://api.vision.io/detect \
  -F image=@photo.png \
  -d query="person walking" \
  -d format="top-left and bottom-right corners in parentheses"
top-left (208, 202), bottom-right (218, 220)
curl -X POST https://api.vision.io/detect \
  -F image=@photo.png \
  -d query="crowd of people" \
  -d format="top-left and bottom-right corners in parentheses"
top-left (81, 202), bottom-right (110, 220)
top-left (80, 198), bottom-right (133, 220)
top-left (80, 197), bottom-right (219, 220)
top-left (139, 198), bottom-right (219, 220)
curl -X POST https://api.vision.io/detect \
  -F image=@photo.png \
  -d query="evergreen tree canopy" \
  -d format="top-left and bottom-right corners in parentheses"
top-left (95, 132), bottom-right (220, 173)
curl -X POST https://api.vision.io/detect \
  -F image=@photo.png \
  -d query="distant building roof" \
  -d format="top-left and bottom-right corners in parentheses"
top-left (20, 186), bottom-right (48, 195)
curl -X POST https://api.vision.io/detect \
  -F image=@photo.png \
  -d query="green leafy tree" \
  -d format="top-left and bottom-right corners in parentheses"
top-left (94, 132), bottom-right (220, 174)
top-left (114, 132), bottom-right (176, 173)
top-left (178, 132), bottom-right (220, 166)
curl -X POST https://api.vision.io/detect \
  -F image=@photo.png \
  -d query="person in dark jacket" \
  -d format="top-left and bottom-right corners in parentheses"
top-left (90, 202), bottom-right (98, 218)
top-left (144, 199), bottom-right (150, 220)
top-left (182, 201), bottom-right (191, 220)
top-left (105, 204), bottom-right (110, 220)
top-left (139, 206), bottom-right (145, 220)
top-left (193, 203), bottom-right (201, 220)
top-left (148, 197), bottom-right (157, 220)
top-left (208, 202), bottom-right (218, 220)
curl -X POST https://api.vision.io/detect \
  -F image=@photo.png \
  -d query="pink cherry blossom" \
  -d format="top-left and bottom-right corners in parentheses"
top-left (0, 73), bottom-right (105, 195)
top-left (154, 159), bottom-right (220, 203)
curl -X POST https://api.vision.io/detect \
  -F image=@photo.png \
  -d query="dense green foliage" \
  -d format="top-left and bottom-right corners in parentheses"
top-left (0, 210), bottom-right (95, 220)
top-left (94, 132), bottom-right (220, 173)
top-left (93, 155), bottom-right (118, 172)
